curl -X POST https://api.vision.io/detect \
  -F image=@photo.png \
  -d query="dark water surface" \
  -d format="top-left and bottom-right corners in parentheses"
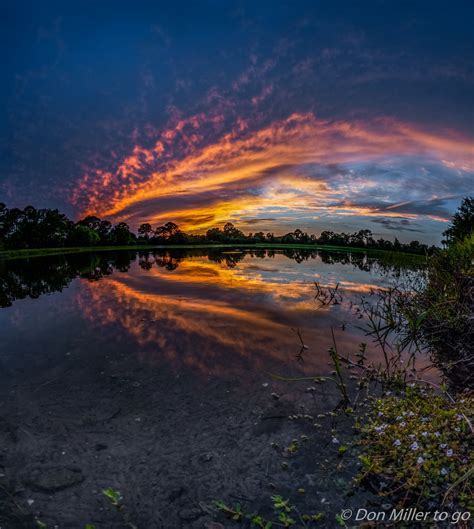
top-left (0, 249), bottom-right (422, 528)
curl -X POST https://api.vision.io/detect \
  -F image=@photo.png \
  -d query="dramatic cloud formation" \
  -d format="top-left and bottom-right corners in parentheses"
top-left (2, 2), bottom-right (474, 243)
top-left (71, 112), bottom-right (474, 236)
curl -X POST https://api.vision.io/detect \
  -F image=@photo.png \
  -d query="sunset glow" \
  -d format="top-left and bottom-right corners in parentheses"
top-left (2, 2), bottom-right (474, 242)
top-left (71, 113), bottom-right (474, 235)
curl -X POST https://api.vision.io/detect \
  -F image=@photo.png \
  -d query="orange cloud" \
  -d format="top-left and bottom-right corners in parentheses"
top-left (71, 112), bottom-right (474, 230)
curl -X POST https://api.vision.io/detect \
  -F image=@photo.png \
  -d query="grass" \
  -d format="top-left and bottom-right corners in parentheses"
top-left (0, 245), bottom-right (152, 260)
top-left (0, 243), bottom-right (427, 261)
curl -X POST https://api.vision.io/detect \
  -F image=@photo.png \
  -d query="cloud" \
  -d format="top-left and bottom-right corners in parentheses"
top-left (70, 111), bottom-right (474, 235)
top-left (371, 218), bottom-right (424, 233)
top-left (239, 218), bottom-right (277, 225)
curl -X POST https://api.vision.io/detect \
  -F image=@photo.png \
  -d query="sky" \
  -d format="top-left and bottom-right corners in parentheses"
top-left (1, 1), bottom-right (473, 244)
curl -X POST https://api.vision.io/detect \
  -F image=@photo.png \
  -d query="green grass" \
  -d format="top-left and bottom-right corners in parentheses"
top-left (0, 245), bottom-right (149, 260)
top-left (0, 243), bottom-right (427, 261)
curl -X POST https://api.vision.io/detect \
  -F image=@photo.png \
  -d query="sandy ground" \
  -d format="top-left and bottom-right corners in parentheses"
top-left (0, 346), bottom-right (367, 529)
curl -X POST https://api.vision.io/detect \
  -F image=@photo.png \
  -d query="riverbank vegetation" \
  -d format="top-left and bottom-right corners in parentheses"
top-left (213, 199), bottom-right (473, 527)
top-left (0, 201), bottom-right (441, 255)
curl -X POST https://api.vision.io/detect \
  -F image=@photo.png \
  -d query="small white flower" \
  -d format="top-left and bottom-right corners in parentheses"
top-left (332, 437), bottom-right (340, 444)
top-left (455, 427), bottom-right (460, 432)
top-left (461, 458), bottom-right (468, 464)
top-left (408, 434), bottom-right (416, 439)
top-left (393, 439), bottom-right (402, 447)
top-left (421, 431), bottom-right (429, 437)
top-left (446, 449), bottom-right (453, 457)
top-left (400, 422), bottom-right (406, 427)
top-left (407, 411), bottom-right (415, 417)
top-left (440, 443), bottom-right (447, 449)
top-left (434, 431), bottom-right (441, 437)
top-left (396, 416), bottom-right (403, 421)
top-left (378, 411), bottom-right (384, 417)
top-left (410, 442), bottom-right (419, 451)
top-left (440, 467), bottom-right (449, 476)
top-left (421, 417), bottom-right (429, 423)
top-left (417, 456), bottom-right (425, 464)
top-left (456, 414), bottom-right (463, 421)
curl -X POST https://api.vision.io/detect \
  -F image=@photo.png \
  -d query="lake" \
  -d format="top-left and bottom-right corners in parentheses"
top-left (0, 249), bottom-right (423, 528)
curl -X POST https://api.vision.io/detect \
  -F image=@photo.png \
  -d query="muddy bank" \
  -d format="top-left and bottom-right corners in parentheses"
top-left (0, 347), bottom-right (370, 529)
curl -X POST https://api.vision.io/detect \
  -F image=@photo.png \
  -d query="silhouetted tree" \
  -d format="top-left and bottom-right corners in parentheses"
top-left (0, 201), bottom-right (440, 255)
top-left (155, 222), bottom-right (179, 240)
top-left (111, 222), bottom-right (134, 245)
top-left (442, 196), bottom-right (474, 245)
top-left (69, 225), bottom-right (100, 246)
top-left (138, 223), bottom-right (153, 240)
top-left (206, 227), bottom-right (223, 242)
top-left (223, 222), bottom-right (245, 240)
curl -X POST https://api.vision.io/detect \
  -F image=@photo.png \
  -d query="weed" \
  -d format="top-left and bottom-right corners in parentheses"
top-left (213, 500), bottom-right (244, 521)
top-left (214, 495), bottom-right (326, 528)
top-left (102, 487), bottom-right (123, 508)
top-left (101, 488), bottom-right (137, 529)
top-left (357, 386), bottom-right (474, 511)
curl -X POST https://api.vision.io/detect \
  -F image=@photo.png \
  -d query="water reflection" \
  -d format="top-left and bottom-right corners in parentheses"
top-left (0, 251), bottom-right (134, 307)
top-left (0, 248), bottom-right (421, 308)
top-left (0, 249), bottom-right (423, 376)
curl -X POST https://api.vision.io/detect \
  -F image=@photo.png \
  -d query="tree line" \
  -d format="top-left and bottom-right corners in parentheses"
top-left (1, 197), bottom-right (471, 255)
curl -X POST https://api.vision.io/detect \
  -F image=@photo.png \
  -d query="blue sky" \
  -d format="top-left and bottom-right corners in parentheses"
top-left (1, 0), bottom-right (473, 243)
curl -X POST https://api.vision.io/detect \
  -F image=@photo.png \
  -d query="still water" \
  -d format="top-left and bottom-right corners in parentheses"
top-left (0, 249), bottom-right (421, 528)
top-left (0, 249), bottom-right (416, 375)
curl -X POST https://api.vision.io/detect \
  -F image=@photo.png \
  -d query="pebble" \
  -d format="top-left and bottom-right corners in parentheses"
top-left (179, 507), bottom-right (203, 521)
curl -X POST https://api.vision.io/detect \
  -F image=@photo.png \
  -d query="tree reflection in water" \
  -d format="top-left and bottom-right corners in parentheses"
top-left (0, 248), bottom-right (424, 308)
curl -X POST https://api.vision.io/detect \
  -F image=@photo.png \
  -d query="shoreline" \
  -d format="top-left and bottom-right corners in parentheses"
top-left (0, 243), bottom-right (428, 261)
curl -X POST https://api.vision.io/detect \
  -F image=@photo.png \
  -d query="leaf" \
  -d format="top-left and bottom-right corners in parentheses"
top-left (338, 445), bottom-right (348, 456)
top-left (102, 487), bottom-right (122, 506)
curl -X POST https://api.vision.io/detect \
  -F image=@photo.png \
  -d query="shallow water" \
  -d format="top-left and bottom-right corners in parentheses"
top-left (0, 249), bottom-right (417, 376)
top-left (0, 249), bottom-right (423, 528)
